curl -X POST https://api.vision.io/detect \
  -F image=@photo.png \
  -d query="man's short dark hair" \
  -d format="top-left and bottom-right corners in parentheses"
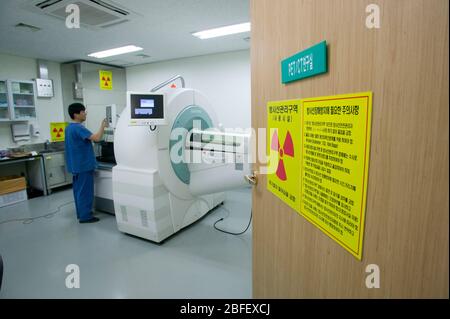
top-left (68, 103), bottom-right (85, 120)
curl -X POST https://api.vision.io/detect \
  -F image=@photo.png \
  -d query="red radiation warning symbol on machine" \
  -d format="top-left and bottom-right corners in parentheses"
top-left (271, 130), bottom-right (294, 181)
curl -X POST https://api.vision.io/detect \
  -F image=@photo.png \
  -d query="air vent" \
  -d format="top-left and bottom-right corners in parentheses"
top-left (35, 0), bottom-right (128, 14)
top-left (30, 0), bottom-right (136, 29)
top-left (104, 59), bottom-right (133, 67)
top-left (120, 205), bottom-right (128, 222)
top-left (88, 0), bottom-right (128, 15)
top-left (35, 1), bottom-right (63, 10)
top-left (15, 23), bottom-right (41, 32)
top-left (140, 210), bottom-right (149, 228)
top-left (100, 19), bottom-right (129, 28)
top-left (135, 54), bottom-right (151, 58)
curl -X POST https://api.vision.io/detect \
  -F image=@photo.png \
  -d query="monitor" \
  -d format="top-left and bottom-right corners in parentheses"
top-left (128, 92), bottom-right (166, 126)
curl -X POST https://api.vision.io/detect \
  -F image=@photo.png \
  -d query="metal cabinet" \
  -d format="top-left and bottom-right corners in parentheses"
top-left (42, 151), bottom-right (72, 193)
top-left (0, 80), bottom-right (37, 121)
top-left (7, 80), bottom-right (37, 120)
top-left (94, 164), bottom-right (115, 215)
top-left (0, 80), bottom-right (11, 121)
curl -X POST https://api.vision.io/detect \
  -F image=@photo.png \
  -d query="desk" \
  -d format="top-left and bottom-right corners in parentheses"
top-left (0, 155), bottom-right (48, 196)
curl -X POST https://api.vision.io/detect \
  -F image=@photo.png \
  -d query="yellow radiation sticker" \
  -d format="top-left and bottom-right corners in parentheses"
top-left (267, 99), bottom-right (302, 212)
top-left (266, 92), bottom-right (373, 260)
top-left (99, 70), bottom-right (113, 90)
top-left (50, 122), bottom-right (68, 142)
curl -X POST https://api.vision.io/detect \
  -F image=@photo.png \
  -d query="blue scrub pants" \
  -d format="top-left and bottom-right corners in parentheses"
top-left (72, 170), bottom-right (94, 221)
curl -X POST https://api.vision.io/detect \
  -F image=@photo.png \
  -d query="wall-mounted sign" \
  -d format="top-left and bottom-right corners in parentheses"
top-left (300, 92), bottom-right (372, 260)
top-left (281, 41), bottom-right (327, 84)
top-left (50, 122), bottom-right (68, 142)
top-left (267, 99), bottom-right (302, 212)
top-left (99, 70), bottom-right (113, 90)
top-left (266, 92), bottom-right (372, 260)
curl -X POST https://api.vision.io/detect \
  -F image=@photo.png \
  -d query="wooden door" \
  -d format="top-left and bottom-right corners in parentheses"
top-left (251, 0), bottom-right (448, 298)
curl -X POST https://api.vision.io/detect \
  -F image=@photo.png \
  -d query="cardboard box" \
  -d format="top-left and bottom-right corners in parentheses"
top-left (0, 176), bottom-right (27, 196)
top-left (0, 189), bottom-right (27, 208)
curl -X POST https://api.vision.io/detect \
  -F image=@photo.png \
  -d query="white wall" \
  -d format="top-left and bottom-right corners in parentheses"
top-left (0, 53), bottom-right (64, 149)
top-left (80, 62), bottom-right (127, 134)
top-left (60, 63), bottom-right (80, 124)
top-left (126, 50), bottom-right (251, 129)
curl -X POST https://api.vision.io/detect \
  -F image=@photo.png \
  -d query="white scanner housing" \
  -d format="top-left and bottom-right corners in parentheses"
top-left (112, 88), bottom-right (251, 243)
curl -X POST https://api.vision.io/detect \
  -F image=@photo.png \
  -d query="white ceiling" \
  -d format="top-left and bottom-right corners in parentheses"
top-left (0, 0), bottom-right (250, 67)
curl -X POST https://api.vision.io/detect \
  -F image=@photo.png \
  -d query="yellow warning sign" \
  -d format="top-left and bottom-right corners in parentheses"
top-left (50, 122), bottom-right (68, 142)
top-left (267, 99), bottom-right (302, 212)
top-left (266, 92), bottom-right (372, 260)
top-left (99, 70), bottom-right (113, 90)
top-left (300, 92), bottom-right (372, 260)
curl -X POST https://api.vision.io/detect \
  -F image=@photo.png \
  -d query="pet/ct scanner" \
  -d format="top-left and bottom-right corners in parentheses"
top-left (112, 76), bottom-right (251, 243)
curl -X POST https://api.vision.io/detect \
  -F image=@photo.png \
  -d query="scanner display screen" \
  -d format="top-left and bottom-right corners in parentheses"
top-left (130, 94), bottom-right (164, 119)
top-left (135, 108), bottom-right (153, 115)
top-left (140, 99), bottom-right (154, 108)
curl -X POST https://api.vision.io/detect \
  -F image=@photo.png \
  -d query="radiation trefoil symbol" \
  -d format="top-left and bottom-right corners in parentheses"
top-left (101, 76), bottom-right (111, 87)
top-left (53, 127), bottom-right (64, 138)
top-left (271, 130), bottom-right (294, 181)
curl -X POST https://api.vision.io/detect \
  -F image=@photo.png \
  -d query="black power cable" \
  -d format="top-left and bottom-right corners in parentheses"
top-left (0, 201), bottom-right (74, 225)
top-left (213, 206), bottom-right (252, 235)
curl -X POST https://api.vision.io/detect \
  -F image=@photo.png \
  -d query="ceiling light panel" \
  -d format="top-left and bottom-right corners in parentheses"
top-left (192, 22), bottom-right (250, 39)
top-left (88, 45), bottom-right (143, 58)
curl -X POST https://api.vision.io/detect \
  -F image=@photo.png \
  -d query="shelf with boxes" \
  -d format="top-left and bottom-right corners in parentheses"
top-left (0, 80), bottom-right (11, 121)
top-left (9, 80), bottom-right (37, 120)
top-left (0, 175), bottom-right (28, 208)
top-left (0, 80), bottom-right (37, 121)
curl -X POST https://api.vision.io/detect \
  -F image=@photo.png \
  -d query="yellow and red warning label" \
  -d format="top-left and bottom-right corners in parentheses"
top-left (99, 70), bottom-right (113, 90)
top-left (266, 92), bottom-right (372, 260)
top-left (50, 122), bottom-right (68, 142)
top-left (267, 99), bottom-right (302, 212)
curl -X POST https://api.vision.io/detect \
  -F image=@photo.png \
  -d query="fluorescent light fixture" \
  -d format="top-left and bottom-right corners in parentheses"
top-left (192, 22), bottom-right (250, 39)
top-left (88, 45), bottom-right (143, 58)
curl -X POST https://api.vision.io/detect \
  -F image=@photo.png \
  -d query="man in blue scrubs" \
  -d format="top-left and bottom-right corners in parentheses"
top-left (65, 103), bottom-right (108, 223)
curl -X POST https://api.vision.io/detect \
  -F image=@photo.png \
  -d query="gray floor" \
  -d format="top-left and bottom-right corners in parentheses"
top-left (0, 187), bottom-right (252, 299)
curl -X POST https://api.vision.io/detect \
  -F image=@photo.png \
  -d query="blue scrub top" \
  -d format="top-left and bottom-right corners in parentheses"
top-left (65, 123), bottom-right (97, 174)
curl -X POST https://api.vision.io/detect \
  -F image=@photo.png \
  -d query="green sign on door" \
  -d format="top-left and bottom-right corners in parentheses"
top-left (281, 41), bottom-right (327, 84)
